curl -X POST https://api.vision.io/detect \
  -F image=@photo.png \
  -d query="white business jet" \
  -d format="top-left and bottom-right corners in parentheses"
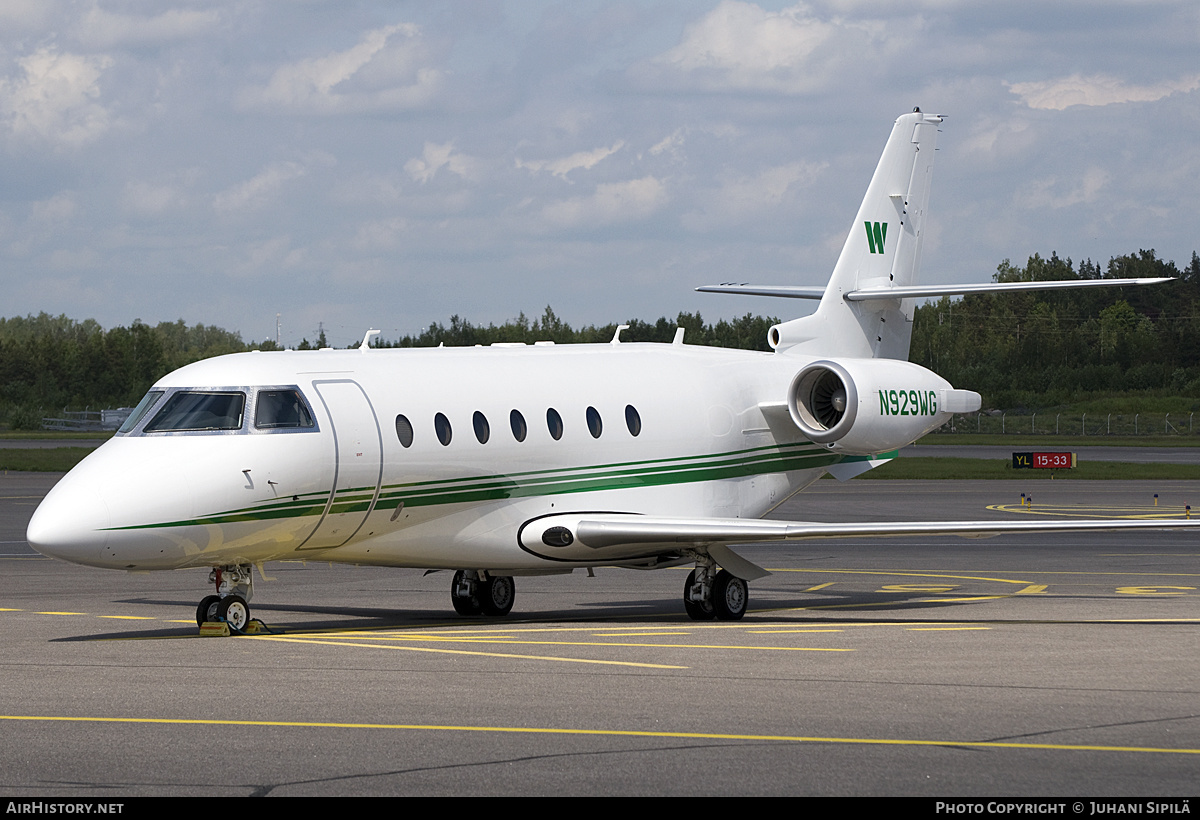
top-left (27, 109), bottom-right (1185, 630)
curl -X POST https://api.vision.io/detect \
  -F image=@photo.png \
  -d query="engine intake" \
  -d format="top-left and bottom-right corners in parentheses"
top-left (788, 361), bottom-right (858, 443)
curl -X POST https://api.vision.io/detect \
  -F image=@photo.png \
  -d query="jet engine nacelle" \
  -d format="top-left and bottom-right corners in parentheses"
top-left (787, 359), bottom-right (980, 455)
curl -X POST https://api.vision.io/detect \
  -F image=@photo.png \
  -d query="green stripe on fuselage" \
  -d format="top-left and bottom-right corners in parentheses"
top-left (106, 441), bottom-right (839, 531)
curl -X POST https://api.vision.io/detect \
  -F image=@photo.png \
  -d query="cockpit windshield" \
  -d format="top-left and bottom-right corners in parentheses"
top-left (144, 391), bottom-right (246, 432)
top-left (117, 390), bottom-right (164, 434)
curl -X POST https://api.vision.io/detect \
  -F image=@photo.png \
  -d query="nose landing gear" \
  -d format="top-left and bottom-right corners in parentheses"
top-left (195, 565), bottom-right (256, 632)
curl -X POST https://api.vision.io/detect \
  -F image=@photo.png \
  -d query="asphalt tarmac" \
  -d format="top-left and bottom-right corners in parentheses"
top-left (2, 473), bottom-right (1197, 797)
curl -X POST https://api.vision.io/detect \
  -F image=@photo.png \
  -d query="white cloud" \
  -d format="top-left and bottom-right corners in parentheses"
top-left (646, 130), bottom-right (685, 159)
top-left (682, 160), bottom-right (825, 230)
top-left (541, 176), bottom-right (667, 229)
top-left (243, 24), bottom-right (442, 114)
top-left (122, 181), bottom-right (181, 216)
top-left (0, 47), bottom-right (113, 148)
top-left (405, 142), bottom-right (476, 184)
top-left (76, 5), bottom-right (222, 48)
top-left (517, 141), bottom-right (625, 180)
top-left (1017, 167), bottom-right (1110, 210)
top-left (638, 1), bottom-right (888, 93)
top-left (351, 217), bottom-right (408, 251)
top-left (213, 162), bottom-right (307, 214)
top-left (31, 192), bottom-right (79, 223)
top-left (1008, 73), bottom-right (1200, 110)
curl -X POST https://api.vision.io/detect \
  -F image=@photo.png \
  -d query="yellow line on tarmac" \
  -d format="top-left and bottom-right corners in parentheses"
top-left (98, 615), bottom-right (157, 620)
top-left (771, 568), bottom-right (1032, 585)
top-left (264, 633), bottom-right (852, 653)
top-left (1, 714), bottom-right (1196, 756)
top-left (988, 504), bottom-right (1195, 520)
top-left (242, 633), bottom-right (689, 669)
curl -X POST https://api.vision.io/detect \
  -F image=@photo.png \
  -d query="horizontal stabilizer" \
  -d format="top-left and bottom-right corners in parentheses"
top-left (844, 277), bottom-right (1173, 301)
top-left (697, 277), bottom-right (1173, 302)
top-left (696, 285), bottom-right (826, 300)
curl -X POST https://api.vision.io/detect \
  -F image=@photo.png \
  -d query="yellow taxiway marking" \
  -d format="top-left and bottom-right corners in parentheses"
top-left (747, 629), bottom-right (844, 634)
top-left (242, 634), bottom-right (688, 668)
top-left (593, 632), bottom-right (691, 637)
top-left (772, 569), bottom-right (1033, 586)
top-left (277, 633), bottom-right (852, 653)
top-left (1, 714), bottom-right (1196, 756)
top-left (988, 503), bottom-right (1195, 520)
top-left (805, 582), bottom-right (835, 591)
top-left (35, 611), bottom-right (85, 616)
top-left (0, 608), bottom-right (23, 612)
top-left (98, 615), bottom-right (157, 620)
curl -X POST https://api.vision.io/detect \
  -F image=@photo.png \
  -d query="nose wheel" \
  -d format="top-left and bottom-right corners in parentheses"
top-left (196, 564), bottom-right (255, 632)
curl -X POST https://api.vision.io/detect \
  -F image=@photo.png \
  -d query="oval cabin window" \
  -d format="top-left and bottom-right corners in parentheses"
top-left (625, 405), bottom-right (641, 437)
top-left (395, 415), bottom-right (414, 448)
top-left (473, 411), bottom-right (490, 444)
top-left (510, 409), bottom-right (527, 442)
top-left (546, 408), bottom-right (563, 441)
top-left (586, 406), bottom-right (602, 439)
top-left (434, 413), bottom-right (452, 446)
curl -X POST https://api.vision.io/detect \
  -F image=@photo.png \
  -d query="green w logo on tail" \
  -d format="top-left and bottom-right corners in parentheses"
top-left (864, 221), bottom-right (887, 254)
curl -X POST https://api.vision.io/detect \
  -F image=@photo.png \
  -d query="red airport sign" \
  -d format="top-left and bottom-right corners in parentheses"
top-left (1012, 452), bottom-right (1076, 469)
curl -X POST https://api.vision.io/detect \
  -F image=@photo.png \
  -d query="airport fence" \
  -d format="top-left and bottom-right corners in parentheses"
top-left (935, 412), bottom-right (1197, 437)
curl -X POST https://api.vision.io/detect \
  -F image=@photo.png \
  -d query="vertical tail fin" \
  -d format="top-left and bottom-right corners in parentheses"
top-left (772, 110), bottom-right (940, 359)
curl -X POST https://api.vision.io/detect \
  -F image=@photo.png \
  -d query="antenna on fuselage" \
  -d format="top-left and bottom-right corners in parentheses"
top-left (359, 329), bottom-right (381, 351)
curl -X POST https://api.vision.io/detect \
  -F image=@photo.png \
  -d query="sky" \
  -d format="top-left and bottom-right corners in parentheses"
top-left (1, 1), bottom-right (1198, 348)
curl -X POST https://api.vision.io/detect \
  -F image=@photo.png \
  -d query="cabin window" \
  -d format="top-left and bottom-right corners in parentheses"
top-left (118, 390), bottom-right (164, 434)
top-left (586, 406), bottom-right (603, 439)
top-left (255, 389), bottom-right (315, 429)
top-left (434, 413), bottom-right (452, 446)
top-left (510, 409), bottom-right (527, 442)
top-left (395, 415), bottom-right (414, 448)
top-left (546, 408), bottom-right (563, 441)
top-left (145, 391), bottom-right (245, 432)
top-left (625, 405), bottom-right (642, 437)
top-left (473, 411), bottom-right (490, 444)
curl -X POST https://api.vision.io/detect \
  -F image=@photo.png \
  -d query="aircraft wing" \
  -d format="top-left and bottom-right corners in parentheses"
top-left (518, 513), bottom-right (1200, 578)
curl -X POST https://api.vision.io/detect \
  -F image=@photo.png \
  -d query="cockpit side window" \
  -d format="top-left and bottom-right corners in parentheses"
top-left (117, 390), bottom-right (164, 434)
top-left (144, 391), bottom-right (246, 432)
top-left (255, 389), bottom-right (315, 429)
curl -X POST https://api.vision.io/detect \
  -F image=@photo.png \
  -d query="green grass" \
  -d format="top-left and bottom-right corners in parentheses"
top-left (0, 448), bottom-right (95, 472)
top-left (858, 457), bottom-right (1200, 481)
top-left (917, 433), bottom-right (1200, 447)
top-left (0, 430), bottom-right (113, 440)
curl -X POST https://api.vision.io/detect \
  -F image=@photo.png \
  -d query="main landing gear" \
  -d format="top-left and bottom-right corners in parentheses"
top-left (450, 570), bottom-right (515, 616)
top-left (684, 557), bottom-right (748, 621)
top-left (196, 564), bottom-right (254, 631)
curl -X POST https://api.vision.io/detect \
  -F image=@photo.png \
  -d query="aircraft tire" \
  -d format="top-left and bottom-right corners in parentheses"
top-left (479, 576), bottom-right (515, 616)
top-left (217, 595), bottom-right (250, 631)
top-left (712, 570), bottom-right (748, 621)
top-left (683, 570), bottom-right (715, 621)
top-left (451, 570), bottom-right (482, 616)
top-left (196, 595), bottom-right (221, 628)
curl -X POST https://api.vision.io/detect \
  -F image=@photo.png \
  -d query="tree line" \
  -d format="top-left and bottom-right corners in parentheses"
top-left (909, 249), bottom-right (1200, 410)
top-left (2, 249), bottom-right (1198, 428)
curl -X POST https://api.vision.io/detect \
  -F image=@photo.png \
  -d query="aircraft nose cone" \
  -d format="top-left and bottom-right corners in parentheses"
top-left (27, 473), bottom-right (111, 565)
